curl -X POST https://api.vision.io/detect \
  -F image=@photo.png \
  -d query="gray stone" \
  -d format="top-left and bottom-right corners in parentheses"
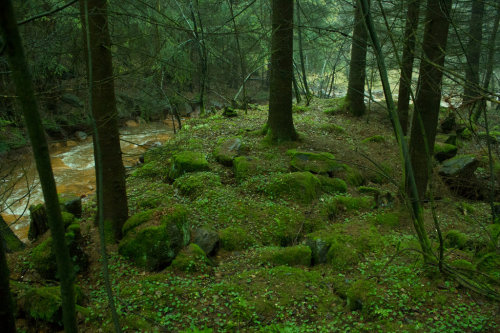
top-left (192, 228), bottom-right (220, 256)
top-left (74, 131), bottom-right (87, 141)
top-left (439, 154), bottom-right (479, 178)
top-left (305, 237), bottom-right (331, 265)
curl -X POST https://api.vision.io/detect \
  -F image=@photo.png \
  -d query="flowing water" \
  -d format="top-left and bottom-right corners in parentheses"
top-left (1, 122), bottom-right (172, 242)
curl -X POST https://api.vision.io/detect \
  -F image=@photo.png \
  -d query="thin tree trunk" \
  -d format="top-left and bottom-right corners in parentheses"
top-left (409, 0), bottom-right (453, 202)
top-left (267, 0), bottom-right (298, 142)
top-left (79, 0), bottom-right (128, 242)
top-left (293, 72), bottom-right (302, 103)
top-left (296, 0), bottom-right (311, 105)
top-left (463, 0), bottom-right (485, 107)
top-left (0, 230), bottom-right (16, 333)
top-left (346, 0), bottom-right (370, 116)
top-left (0, 1), bottom-right (77, 331)
top-left (190, 0), bottom-right (207, 116)
top-left (397, 0), bottom-right (421, 135)
top-left (228, 0), bottom-right (248, 112)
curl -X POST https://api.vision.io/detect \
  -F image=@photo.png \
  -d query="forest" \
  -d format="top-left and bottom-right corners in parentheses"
top-left (0, 0), bottom-right (499, 331)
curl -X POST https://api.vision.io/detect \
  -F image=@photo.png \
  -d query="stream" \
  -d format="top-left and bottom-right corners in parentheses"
top-left (1, 121), bottom-right (172, 242)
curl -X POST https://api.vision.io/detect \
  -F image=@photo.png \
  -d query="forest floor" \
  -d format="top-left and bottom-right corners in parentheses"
top-left (6, 98), bottom-right (500, 332)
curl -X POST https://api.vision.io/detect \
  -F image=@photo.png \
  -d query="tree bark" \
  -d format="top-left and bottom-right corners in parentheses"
top-left (463, 0), bottom-right (485, 107)
top-left (0, 1), bottom-right (77, 331)
top-left (346, 0), bottom-right (370, 116)
top-left (0, 230), bottom-right (16, 333)
top-left (397, 0), bottom-right (421, 135)
top-left (267, 0), bottom-right (298, 142)
top-left (296, 0), bottom-right (311, 104)
top-left (79, 0), bottom-right (128, 242)
top-left (409, 0), bottom-right (453, 202)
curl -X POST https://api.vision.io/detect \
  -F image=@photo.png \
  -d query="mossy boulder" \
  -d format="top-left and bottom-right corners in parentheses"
top-left (457, 127), bottom-right (472, 140)
top-left (170, 244), bottom-right (211, 272)
top-left (214, 137), bottom-right (242, 166)
top-left (450, 259), bottom-right (475, 271)
top-left (478, 131), bottom-right (500, 143)
top-left (122, 209), bottom-right (156, 236)
top-left (259, 245), bottom-right (312, 266)
top-left (192, 227), bottom-right (220, 255)
top-left (173, 172), bottom-right (221, 197)
top-left (287, 149), bottom-right (343, 175)
top-left (233, 156), bottom-right (264, 181)
top-left (58, 193), bottom-right (82, 218)
top-left (371, 212), bottom-right (400, 227)
top-left (344, 165), bottom-right (365, 186)
top-left (439, 154), bottom-right (479, 178)
top-left (444, 229), bottom-right (469, 249)
top-left (168, 151), bottom-right (210, 180)
top-left (358, 186), bottom-right (381, 196)
top-left (320, 123), bottom-right (345, 134)
top-left (318, 176), bottom-right (347, 194)
top-left (266, 172), bottom-right (322, 203)
top-left (131, 160), bottom-right (167, 179)
top-left (31, 225), bottom-right (88, 280)
top-left (61, 211), bottom-right (75, 228)
top-left (219, 226), bottom-right (255, 251)
top-left (434, 142), bottom-right (458, 162)
top-left (346, 279), bottom-right (379, 312)
top-left (361, 135), bottom-right (385, 144)
top-left (118, 205), bottom-right (190, 270)
top-left (320, 195), bottom-right (374, 219)
top-left (326, 237), bottom-right (358, 269)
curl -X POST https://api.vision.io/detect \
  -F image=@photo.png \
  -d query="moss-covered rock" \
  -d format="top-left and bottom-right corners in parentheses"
top-left (320, 123), bottom-right (345, 134)
top-left (233, 156), bottom-right (264, 181)
top-left (318, 176), bottom-right (347, 194)
top-left (434, 142), bottom-right (458, 162)
top-left (358, 186), bottom-right (381, 196)
top-left (323, 97), bottom-right (348, 115)
top-left (173, 172), bottom-right (221, 197)
top-left (444, 230), bottom-right (469, 249)
top-left (450, 259), bottom-right (475, 271)
top-left (219, 226), bottom-right (255, 251)
top-left (265, 172), bottom-right (322, 203)
top-left (170, 244), bottom-right (211, 272)
top-left (122, 209), bottom-right (156, 236)
top-left (320, 195), bottom-right (374, 219)
top-left (131, 160), bottom-right (167, 179)
top-left (259, 245), bottom-right (311, 266)
top-left (287, 150), bottom-right (343, 175)
top-left (192, 227), bottom-right (220, 255)
top-left (326, 237), bottom-right (358, 269)
top-left (371, 212), bottom-right (400, 227)
top-left (475, 252), bottom-right (500, 279)
top-left (168, 151), bottom-right (210, 180)
top-left (214, 137), bottom-right (242, 166)
top-left (118, 205), bottom-right (190, 270)
top-left (346, 279), bottom-right (379, 313)
top-left (61, 211), bottom-right (75, 228)
top-left (457, 127), bottom-right (472, 140)
top-left (439, 154), bottom-right (479, 178)
top-left (362, 135), bottom-right (385, 144)
top-left (344, 165), bottom-right (365, 186)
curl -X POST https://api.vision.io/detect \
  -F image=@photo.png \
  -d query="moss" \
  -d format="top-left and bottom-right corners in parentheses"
top-left (434, 142), bottom-right (458, 162)
top-left (450, 259), bottom-right (475, 271)
top-left (358, 186), bottom-right (381, 196)
top-left (444, 230), bottom-right (469, 249)
top-left (169, 151), bottom-right (210, 180)
top-left (131, 160), bottom-right (167, 179)
top-left (323, 97), bottom-right (348, 115)
top-left (292, 105), bottom-right (309, 113)
top-left (122, 209), bottom-right (155, 236)
top-left (351, 224), bottom-right (384, 252)
top-left (346, 279), bottom-right (379, 313)
top-left (233, 156), bottom-right (264, 181)
top-left (214, 137), bottom-right (242, 166)
top-left (219, 226), bottom-right (255, 251)
top-left (287, 149), bottom-right (342, 175)
top-left (475, 253), bottom-right (500, 278)
top-left (61, 211), bottom-right (75, 228)
top-left (326, 237), bottom-right (358, 269)
top-left (365, 162), bottom-right (392, 185)
top-left (265, 172), bottom-right (322, 203)
top-left (318, 176), bottom-right (347, 194)
top-left (345, 165), bottom-right (365, 186)
top-left (372, 212), bottom-right (400, 227)
top-left (259, 245), bottom-right (312, 266)
top-left (118, 206), bottom-right (190, 270)
top-left (31, 237), bottom-right (56, 279)
top-left (458, 128), bottom-right (472, 140)
top-left (173, 172), bottom-right (221, 197)
top-left (319, 123), bottom-right (345, 134)
top-left (24, 286), bottom-right (63, 323)
top-left (171, 244), bottom-right (211, 272)
top-left (321, 195), bottom-right (374, 219)
top-left (361, 135), bottom-right (385, 143)
top-left (486, 223), bottom-right (500, 251)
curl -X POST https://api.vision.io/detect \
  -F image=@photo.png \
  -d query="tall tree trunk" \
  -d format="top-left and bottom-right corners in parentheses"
top-left (0, 231), bottom-right (16, 333)
top-left (296, 0), bottom-right (311, 104)
top-left (79, 0), bottom-right (128, 242)
top-left (0, 1), bottom-right (77, 331)
top-left (190, 0), bottom-right (207, 116)
top-left (267, 0), bottom-right (298, 142)
top-left (397, 0), bottom-right (421, 135)
top-left (346, 0), bottom-right (370, 116)
top-left (463, 0), bottom-right (485, 108)
top-left (228, 0), bottom-right (248, 112)
top-left (409, 0), bottom-right (453, 202)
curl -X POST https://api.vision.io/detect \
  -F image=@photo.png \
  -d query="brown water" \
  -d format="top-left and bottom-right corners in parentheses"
top-left (0, 122), bottom-right (172, 242)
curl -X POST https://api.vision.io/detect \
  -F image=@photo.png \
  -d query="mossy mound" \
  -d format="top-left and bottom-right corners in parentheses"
top-left (475, 253), bottom-right (500, 279)
top-left (371, 212), bottom-right (400, 227)
top-left (118, 205), bottom-right (190, 270)
top-left (358, 186), bottom-right (381, 196)
top-left (320, 195), bottom-right (374, 219)
top-left (31, 224), bottom-right (88, 280)
top-left (346, 279), bottom-right (379, 313)
top-left (287, 149), bottom-right (342, 175)
top-left (319, 123), bottom-right (345, 134)
top-left (361, 135), bottom-right (385, 144)
top-left (292, 105), bottom-right (310, 113)
top-left (1, 215), bottom-right (25, 252)
top-left (131, 160), bottom-right (167, 179)
top-left (169, 151), bottom-right (210, 180)
top-left (323, 97), bottom-right (348, 115)
top-left (434, 142), bottom-right (458, 162)
top-left (344, 165), bottom-right (365, 186)
top-left (318, 176), bottom-right (347, 194)
top-left (171, 244), bottom-right (211, 272)
top-left (214, 137), bottom-right (242, 166)
top-left (122, 209), bottom-right (156, 236)
top-left (173, 172), bottom-right (222, 197)
top-left (219, 226), bottom-right (256, 251)
top-left (233, 156), bottom-right (264, 181)
top-left (58, 193), bottom-right (82, 218)
top-left (444, 230), bottom-right (469, 249)
top-left (265, 172), bottom-right (322, 203)
top-left (259, 245), bottom-right (312, 266)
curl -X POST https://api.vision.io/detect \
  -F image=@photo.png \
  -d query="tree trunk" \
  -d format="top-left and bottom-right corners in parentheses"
top-left (228, 0), bottom-right (248, 112)
top-left (397, 0), bottom-right (421, 135)
top-left (79, 0), bottom-right (128, 242)
top-left (346, 0), bottom-right (370, 116)
top-left (296, 0), bottom-right (311, 104)
top-left (409, 0), bottom-right (453, 202)
top-left (267, 0), bottom-right (298, 142)
top-left (463, 0), bottom-right (485, 107)
top-left (0, 230), bottom-right (16, 333)
top-left (0, 1), bottom-right (77, 331)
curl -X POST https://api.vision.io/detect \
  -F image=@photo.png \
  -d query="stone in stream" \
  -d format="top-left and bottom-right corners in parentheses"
top-left (74, 131), bottom-right (87, 141)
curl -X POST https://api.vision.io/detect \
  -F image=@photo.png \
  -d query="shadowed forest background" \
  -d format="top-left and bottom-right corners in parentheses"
top-left (0, 0), bottom-right (499, 332)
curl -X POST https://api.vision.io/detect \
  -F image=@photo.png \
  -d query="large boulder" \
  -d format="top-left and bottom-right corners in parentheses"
top-left (439, 154), bottom-right (479, 179)
top-left (192, 227), bottom-right (220, 256)
top-left (287, 149), bottom-right (343, 175)
top-left (233, 156), bottom-right (264, 181)
top-left (214, 137), bottom-right (242, 166)
top-left (168, 151), bottom-right (210, 180)
top-left (434, 142), bottom-right (458, 162)
top-left (259, 245), bottom-right (312, 267)
top-left (266, 172), bottom-right (322, 203)
top-left (118, 205), bottom-right (190, 270)
top-left (173, 172), bottom-right (221, 197)
top-left (170, 244), bottom-right (211, 273)
top-left (59, 194), bottom-right (82, 218)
